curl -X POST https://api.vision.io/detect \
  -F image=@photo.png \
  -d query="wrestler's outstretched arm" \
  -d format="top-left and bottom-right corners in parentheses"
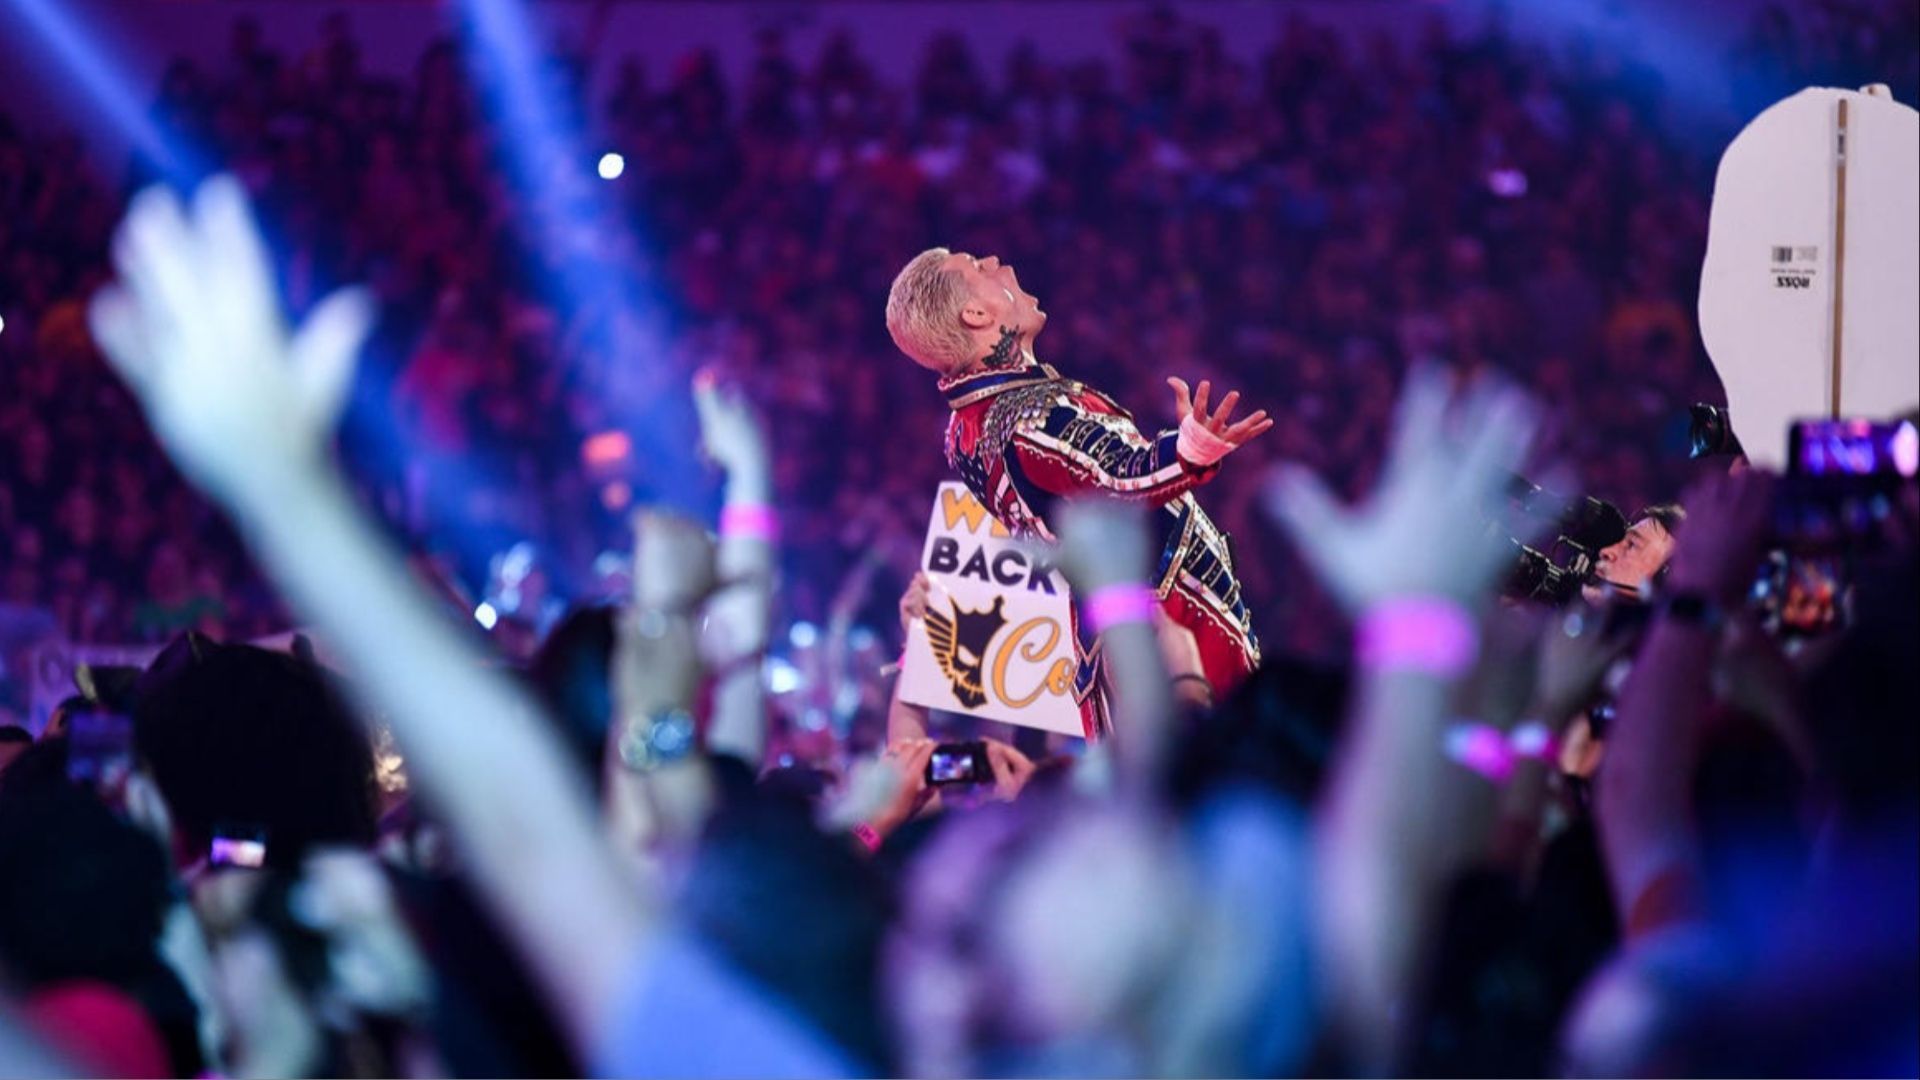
top-left (1009, 377), bottom-right (1272, 511)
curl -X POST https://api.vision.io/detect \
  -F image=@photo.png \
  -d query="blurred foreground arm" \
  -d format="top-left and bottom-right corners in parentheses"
top-left (1051, 499), bottom-right (1176, 792)
top-left (1267, 366), bottom-right (1542, 1071)
top-left (88, 178), bottom-right (643, 1054)
top-left (887, 572), bottom-right (936, 745)
top-left (694, 370), bottom-right (776, 767)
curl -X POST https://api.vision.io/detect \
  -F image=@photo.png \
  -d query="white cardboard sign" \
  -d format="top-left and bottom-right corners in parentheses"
top-left (1699, 87), bottom-right (1920, 469)
top-left (899, 482), bottom-right (1085, 737)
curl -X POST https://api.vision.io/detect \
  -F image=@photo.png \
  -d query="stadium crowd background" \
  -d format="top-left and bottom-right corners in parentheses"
top-left (1, 0), bottom-right (1916, 728)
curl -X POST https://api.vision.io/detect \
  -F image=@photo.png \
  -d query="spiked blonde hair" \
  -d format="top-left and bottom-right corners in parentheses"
top-left (886, 248), bottom-right (976, 375)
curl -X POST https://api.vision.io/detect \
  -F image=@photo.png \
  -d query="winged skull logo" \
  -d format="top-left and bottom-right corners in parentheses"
top-left (923, 595), bottom-right (1009, 708)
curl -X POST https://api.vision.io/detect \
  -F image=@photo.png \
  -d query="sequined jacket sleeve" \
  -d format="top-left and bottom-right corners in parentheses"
top-left (1005, 396), bottom-right (1218, 510)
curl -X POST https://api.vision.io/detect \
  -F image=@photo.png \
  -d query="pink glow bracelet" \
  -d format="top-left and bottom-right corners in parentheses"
top-left (851, 823), bottom-right (882, 853)
top-left (719, 503), bottom-right (779, 541)
top-left (1356, 597), bottom-right (1479, 677)
top-left (1177, 413), bottom-right (1235, 466)
top-left (1507, 721), bottom-right (1560, 763)
top-left (1445, 722), bottom-right (1517, 783)
top-left (1085, 584), bottom-right (1160, 635)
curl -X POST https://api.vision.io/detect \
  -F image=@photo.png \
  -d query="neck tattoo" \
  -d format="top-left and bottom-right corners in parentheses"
top-left (985, 326), bottom-right (1021, 369)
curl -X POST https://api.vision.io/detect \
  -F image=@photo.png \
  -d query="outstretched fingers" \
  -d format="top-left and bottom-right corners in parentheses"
top-left (1208, 388), bottom-right (1241, 425)
top-left (194, 175), bottom-right (282, 343)
top-left (1167, 377), bottom-right (1194, 421)
top-left (1382, 363), bottom-right (1451, 484)
top-left (1223, 409), bottom-right (1273, 444)
top-left (113, 186), bottom-right (200, 354)
top-left (87, 285), bottom-right (156, 391)
top-left (1451, 379), bottom-right (1540, 504)
top-left (1265, 464), bottom-right (1353, 584)
top-left (289, 287), bottom-right (376, 430)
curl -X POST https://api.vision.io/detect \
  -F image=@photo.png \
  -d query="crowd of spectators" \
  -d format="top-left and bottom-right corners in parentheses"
top-left (0, 2), bottom-right (1916, 1076)
top-left (4, 0), bottom-right (1913, 687)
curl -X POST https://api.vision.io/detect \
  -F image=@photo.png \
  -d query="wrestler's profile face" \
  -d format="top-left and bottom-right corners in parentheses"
top-left (946, 251), bottom-right (1046, 340)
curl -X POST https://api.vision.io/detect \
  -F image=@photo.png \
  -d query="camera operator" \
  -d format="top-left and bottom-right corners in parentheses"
top-left (1582, 504), bottom-right (1685, 603)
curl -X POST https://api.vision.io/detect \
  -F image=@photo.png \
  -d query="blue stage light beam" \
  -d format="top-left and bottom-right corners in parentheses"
top-left (1, 0), bottom-right (204, 185)
top-left (453, 0), bottom-right (708, 530)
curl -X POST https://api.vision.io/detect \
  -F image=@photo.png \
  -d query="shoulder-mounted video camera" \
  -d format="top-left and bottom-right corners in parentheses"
top-left (1499, 476), bottom-right (1630, 607)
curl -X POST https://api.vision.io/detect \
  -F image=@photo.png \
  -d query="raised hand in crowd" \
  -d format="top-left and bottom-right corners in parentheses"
top-left (863, 737), bottom-right (939, 843)
top-left (1049, 497), bottom-right (1176, 787)
top-left (89, 180), bottom-right (374, 507)
top-left (1268, 364), bottom-right (1541, 609)
top-left (88, 175), bottom-right (647, 1063)
top-left (605, 510), bottom-right (718, 855)
top-left (693, 368), bottom-right (777, 767)
top-left (693, 366), bottom-right (772, 495)
top-left (1267, 366), bottom-right (1544, 1072)
top-left (898, 570), bottom-right (933, 639)
top-left (982, 736), bottom-right (1038, 802)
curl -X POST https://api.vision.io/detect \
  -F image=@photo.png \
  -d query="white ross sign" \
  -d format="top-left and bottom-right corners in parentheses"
top-left (1699, 87), bottom-right (1920, 469)
top-left (899, 483), bottom-right (1086, 737)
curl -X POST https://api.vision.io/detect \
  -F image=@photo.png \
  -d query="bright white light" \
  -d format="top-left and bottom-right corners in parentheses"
top-left (474, 602), bottom-right (499, 630)
top-left (766, 658), bottom-right (802, 694)
top-left (0, 314), bottom-right (7, 335)
top-left (597, 152), bottom-right (625, 180)
top-left (789, 621), bottom-right (819, 648)
top-left (1895, 421), bottom-right (1919, 478)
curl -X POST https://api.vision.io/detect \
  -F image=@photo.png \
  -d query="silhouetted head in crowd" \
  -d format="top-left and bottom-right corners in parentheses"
top-left (0, 724), bottom-right (31, 774)
top-left (133, 633), bottom-right (377, 870)
top-left (41, 695), bottom-right (87, 741)
top-left (1166, 654), bottom-right (1348, 808)
top-left (0, 739), bottom-right (205, 1076)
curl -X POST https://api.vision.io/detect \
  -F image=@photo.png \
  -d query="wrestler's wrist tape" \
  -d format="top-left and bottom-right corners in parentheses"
top-left (1177, 414), bottom-right (1236, 467)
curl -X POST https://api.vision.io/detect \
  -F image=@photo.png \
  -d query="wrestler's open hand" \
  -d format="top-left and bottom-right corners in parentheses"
top-left (88, 175), bottom-right (373, 508)
top-left (1168, 377), bottom-right (1274, 450)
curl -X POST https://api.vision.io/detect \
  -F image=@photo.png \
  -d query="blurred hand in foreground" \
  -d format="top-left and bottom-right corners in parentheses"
top-left (981, 736), bottom-right (1038, 802)
top-left (88, 176), bottom-right (374, 505)
top-left (1051, 498), bottom-right (1157, 592)
top-left (899, 571), bottom-right (933, 637)
top-left (869, 739), bottom-right (940, 840)
top-left (1265, 365), bottom-right (1542, 609)
top-left (693, 366), bottom-right (771, 488)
